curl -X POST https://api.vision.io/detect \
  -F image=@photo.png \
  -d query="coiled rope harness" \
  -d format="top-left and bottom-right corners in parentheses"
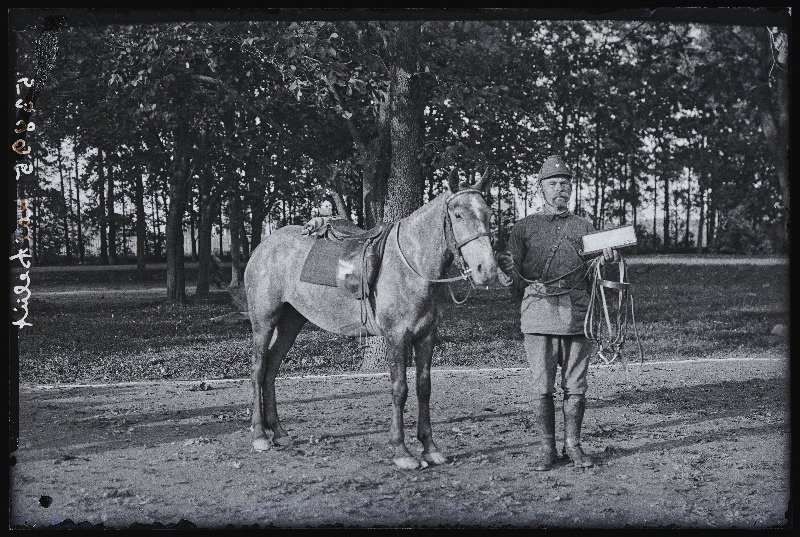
top-left (583, 256), bottom-right (644, 366)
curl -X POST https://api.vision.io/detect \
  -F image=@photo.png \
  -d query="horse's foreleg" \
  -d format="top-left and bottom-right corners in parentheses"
top-left (262, 305), bottom-right (306, 447)
top-left (414, 330), bottom-right (447, 465)
top-left (388, 342), bottom-right (419, 470)
top-left (251, 324), bottom-right (275, 452)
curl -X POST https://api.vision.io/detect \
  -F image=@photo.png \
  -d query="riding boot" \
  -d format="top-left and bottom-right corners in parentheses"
top-left (532, 395), bottom-right (558, 471)
top-left (563, 394), bottom-right (593, 468)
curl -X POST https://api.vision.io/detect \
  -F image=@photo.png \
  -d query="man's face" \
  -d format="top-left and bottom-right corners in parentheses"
top-left (540, 175), bottom-right (572, 211)
top-left (320, 200), bottom-right (333, 216)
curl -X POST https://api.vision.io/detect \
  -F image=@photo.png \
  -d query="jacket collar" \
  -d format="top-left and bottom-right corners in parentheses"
top-left (540, 204), bottom-right (570, 221)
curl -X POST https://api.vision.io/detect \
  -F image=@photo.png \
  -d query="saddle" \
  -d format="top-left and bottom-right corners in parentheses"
top-left (300, 217), bottom-right (393, 301)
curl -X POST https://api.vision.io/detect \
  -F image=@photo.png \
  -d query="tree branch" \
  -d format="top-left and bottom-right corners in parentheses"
top-left (192, 74), bottom-right (288, 137)
top-left (326, 164), bottom-right (350, 219)
top-left (325, 79), bottom-right (367, 154)
top-left (616, 20), bottom-right (650, 44)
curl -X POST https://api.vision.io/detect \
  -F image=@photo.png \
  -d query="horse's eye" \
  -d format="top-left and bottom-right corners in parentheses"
top-left (454, 213), bottom-right (462, 219)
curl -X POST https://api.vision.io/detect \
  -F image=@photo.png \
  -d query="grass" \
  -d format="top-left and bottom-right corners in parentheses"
top-left (16, 263), bottom-right (789, 384)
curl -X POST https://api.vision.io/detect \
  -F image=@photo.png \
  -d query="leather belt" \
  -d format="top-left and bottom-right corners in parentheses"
top-left (528, 279), bottom-right (586, 292)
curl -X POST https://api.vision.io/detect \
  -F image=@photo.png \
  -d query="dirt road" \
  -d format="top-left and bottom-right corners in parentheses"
top-left (11, 353), bottom-right (790, 529)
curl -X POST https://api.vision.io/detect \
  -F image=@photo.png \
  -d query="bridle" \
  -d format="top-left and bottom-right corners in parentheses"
top-left (583, 255), bottom-right (645, 367)
top-left (396, 189), bottom-right (491, 302)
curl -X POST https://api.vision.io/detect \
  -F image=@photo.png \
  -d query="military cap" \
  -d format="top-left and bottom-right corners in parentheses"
top-left (538, 155), bottom-right (573, 181)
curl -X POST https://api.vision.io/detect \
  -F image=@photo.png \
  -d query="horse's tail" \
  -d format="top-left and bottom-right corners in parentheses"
top-left (228, 285), bottom-right (248, 313)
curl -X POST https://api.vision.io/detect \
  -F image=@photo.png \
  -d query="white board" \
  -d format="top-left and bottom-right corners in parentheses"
top-left (582, 225), bottom-right (638, 254)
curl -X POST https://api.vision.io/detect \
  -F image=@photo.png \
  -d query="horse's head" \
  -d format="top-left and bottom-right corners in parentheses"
top-left (443, 167), bottom-right (498, 286)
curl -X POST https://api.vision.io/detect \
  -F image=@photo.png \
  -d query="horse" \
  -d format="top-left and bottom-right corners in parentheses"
top-left (243, 168), bottom-right (497, 469)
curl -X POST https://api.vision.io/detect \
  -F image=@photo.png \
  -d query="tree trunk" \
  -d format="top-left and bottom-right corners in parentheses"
top-left (598, 160), bottom-right (607, 230)
top-left (573, 160), bottom-right (581, 215)
top-left (151, 185), bottom-right (162, 260)
top-left (696, 180), bottom-right (706, 253)
top-left (329, 173), bottom-right (351, 220)
top-left (363, 21), bottom-right (424, 371)
top-left (107, 159), bottom-right (118, 265)
top-left (165, 119), bottom-right (192, 304)
top-left (706, 190), bottom-right (716, 250)
top-left (196, 169), bottom-right (221, 297)
top-left (97, 151), bottom-right (108, 264)
top-left (219, 201), bottom-right (224, 254)
top-left (363, 90), bottom-right (391, 228)
top-left (121, 184), bottom-right (128, 256)
top-left (332, 192), bottom-right (349, 220)
top-left (250, 198), bottom-right (267, 253)
top-left (74, 146), bottom-right (84, 263)
top-left (652, 168), bottom-right (658, 250)
top-left (189, 187), bottom-right (198, 262)
top-left (355, 186), bottom-right (364, 227)
top-left (560, 108), bottom-right (569, 157)
top-left (619, 159), bottom-right (628, 226)
top-left (66, 152), bottom-right (77, 260)
top-left (684, 168), bottom-right (692, 247)
top-left (228, 192), bottom-right (244, 287)
top-left (755, 28), bottom-right (789, 248)
top-left (165, 177), bottom-right (189, 303)
top-left (383, 21), bottom-right (425, 222)
top-left (662, 166), bottom-right (670, 250)
top-left (56, 144), bottom-right (73, 263)
top-left (239, 217), bottom-right (250, 262)
top-left (673, 190), bottom-right (679, 246)
top-left (592, 127), bottom-right (601, 229)
top-left (135, 170), bottom-right (147, 279)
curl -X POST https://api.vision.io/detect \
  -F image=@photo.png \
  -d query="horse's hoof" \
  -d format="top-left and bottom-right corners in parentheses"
top-left (393, 456), bottom-right (421, 470)
top-left (272, 435), bottom-right (293, 447)
top-left (423, 451), bottom-right (447, 465)
top-left (253, 437), bottom-right (272, 452)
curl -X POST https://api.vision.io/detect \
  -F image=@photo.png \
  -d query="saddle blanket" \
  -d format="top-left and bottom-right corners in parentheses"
top-left (299, 238), bottom-right (346, 287)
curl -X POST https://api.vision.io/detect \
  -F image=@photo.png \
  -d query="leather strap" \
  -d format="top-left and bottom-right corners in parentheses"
top-left (599, 279), bottom-right (630, 290)
top-left (540, 219), bottom-right (574, 282)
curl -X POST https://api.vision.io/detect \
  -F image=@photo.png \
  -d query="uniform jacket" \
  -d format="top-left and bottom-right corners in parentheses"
top-left (506, 208), bottom-right (595, 335)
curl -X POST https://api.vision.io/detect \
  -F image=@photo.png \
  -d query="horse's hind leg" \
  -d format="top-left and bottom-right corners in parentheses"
top-left (388, 340), bottom-right (420, 470)
top-left (250, 304), bottom-right (306, 452)
top-left (262, 305), bottom-right (306, 446)
top-left (414, 330), bottom-right (447, 465)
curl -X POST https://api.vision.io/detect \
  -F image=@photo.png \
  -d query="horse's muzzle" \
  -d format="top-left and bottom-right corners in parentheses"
top-left (468, 260), bottom-right (498, 286)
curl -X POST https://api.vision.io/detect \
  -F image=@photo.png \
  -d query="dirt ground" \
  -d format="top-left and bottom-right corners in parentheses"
top-left (10, 352), bottom-right (791, 529)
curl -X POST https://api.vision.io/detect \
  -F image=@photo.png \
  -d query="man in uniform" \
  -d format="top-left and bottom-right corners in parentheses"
top-left (496, 155), bottom-right (618, 471)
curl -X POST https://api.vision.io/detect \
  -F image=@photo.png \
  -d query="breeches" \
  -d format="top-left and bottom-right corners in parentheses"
top-left (524, 333), bottom-right (591, 397)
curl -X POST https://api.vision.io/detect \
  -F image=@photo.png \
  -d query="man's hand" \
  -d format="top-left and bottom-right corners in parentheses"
top-left (495, 251), bottom-right (516, 276)
top-left (599, 247), bottom-right (621, 264)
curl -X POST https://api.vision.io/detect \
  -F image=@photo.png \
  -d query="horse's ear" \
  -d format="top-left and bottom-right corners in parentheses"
top-left (472, 165), bottom-right (493, 194)
top-left (446, 167), bottom-right (461, 193)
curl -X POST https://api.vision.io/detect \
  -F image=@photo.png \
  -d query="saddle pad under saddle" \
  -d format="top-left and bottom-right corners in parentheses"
top-left (299, 238), bottom-right (346, 287)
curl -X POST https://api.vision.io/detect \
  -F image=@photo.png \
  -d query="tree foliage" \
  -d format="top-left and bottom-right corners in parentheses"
top-left (17, 13), bottom-right (790, 287)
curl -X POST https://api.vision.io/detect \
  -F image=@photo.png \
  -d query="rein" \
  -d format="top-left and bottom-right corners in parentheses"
top-left (583, 255), bottom-right (645, 367)
top-left (395, 189), bottom-right (491, 302)
top-left (516, 261), bottom-right (595, 296)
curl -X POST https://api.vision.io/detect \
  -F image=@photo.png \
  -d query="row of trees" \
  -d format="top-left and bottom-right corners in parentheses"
top-left (15, 16), bottom-right (789, 303)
